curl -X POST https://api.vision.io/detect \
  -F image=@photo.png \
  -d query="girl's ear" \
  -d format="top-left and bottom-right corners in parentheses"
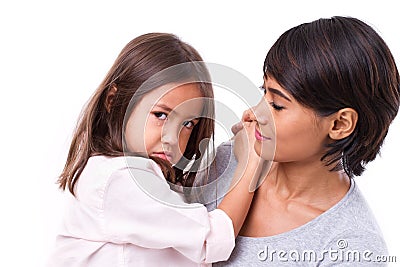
top-left (328, 108), bottom-right (358, 140)
top-left (105, 85), bottom-right (118, 113)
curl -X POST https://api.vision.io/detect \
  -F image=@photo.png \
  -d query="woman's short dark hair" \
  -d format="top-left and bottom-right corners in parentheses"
top-left (264, 16), bottom-right (400, 177)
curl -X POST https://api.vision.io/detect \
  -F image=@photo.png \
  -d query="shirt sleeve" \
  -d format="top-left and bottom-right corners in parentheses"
top-left (102, 164), bottom-right (235, 263)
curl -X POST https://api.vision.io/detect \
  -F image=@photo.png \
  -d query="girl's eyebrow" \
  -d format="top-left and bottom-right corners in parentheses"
top-left (268, 87), bottom-right (292, 102)
top-left (154, 103), bottom-right (201, 119)
top-left (154, 103), bottom-right (173, 112)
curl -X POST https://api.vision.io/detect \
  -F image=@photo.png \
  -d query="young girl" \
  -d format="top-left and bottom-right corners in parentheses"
top-left (46, 33), bottom-right (264, 266)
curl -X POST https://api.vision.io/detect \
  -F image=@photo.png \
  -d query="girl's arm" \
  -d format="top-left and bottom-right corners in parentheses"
top-left (217, 121), bottom-right (265, 236)
top-left (101, 158), bottom-right (234, 263)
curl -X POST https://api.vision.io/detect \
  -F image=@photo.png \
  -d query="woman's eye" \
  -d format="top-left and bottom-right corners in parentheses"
top-left (154, 112), bottom-right (167, 120)
top-left (182, 120), bottom-right (195, 129)
top-left (269, 102), bottom-right (285, 111)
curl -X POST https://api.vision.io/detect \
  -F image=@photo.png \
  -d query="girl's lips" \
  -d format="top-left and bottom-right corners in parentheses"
top-left (255, 128), bottom-right (271, 141)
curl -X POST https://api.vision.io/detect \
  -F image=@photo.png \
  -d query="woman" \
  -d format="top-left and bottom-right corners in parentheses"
top-left (206, 16), bottom-right (399, 266)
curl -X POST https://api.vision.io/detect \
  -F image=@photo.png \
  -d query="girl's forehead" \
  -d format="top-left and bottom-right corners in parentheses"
top-left (140, 83), bottom-right (205, 114)
top-left (143, 82), bottom-right (200, 99)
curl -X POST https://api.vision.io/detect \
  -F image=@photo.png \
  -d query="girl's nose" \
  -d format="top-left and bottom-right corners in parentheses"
top-left (161, 122), bottom-right (179, 145)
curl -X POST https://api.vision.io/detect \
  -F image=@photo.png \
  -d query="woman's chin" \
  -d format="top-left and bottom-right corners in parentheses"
top-left (254, 144), bottom-right (262, 157)
top-left (254, 142), bottom-right (275, 161)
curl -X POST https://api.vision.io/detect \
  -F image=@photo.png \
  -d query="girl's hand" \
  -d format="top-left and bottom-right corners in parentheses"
top-left (231, 121), bottom-right (268, 192)
top-left (231, 121), bottom-right (243, 136)
top-left (232, 107), bottom-right (264, 169)
top-left (232, 121), bottom-right (258, 165)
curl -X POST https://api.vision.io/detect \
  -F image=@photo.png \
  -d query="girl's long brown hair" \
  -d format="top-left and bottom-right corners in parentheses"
top-left (58, 33), bottom-right (214, 195)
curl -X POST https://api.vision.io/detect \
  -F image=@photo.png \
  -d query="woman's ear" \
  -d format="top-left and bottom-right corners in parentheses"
top-left (328, 108), bottom-right (358, 140)
top-left (105, 85), bottom-right (118, 113)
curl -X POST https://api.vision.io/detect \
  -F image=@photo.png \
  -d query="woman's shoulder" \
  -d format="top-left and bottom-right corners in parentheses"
top-left (231, 179), bottom-right (386, 249)
top-left (189, 141), bottom-right (237, 209)
top-left (330, 180), bottom-right (387, 246)
top-left (330, 180), bottom-right (384, 234)
top-left (221, 182), bottom-right (387, 265)
top-left (209, 141), bottom-right (237, 181)
top-left (290, 179), bottom-right (386, 243)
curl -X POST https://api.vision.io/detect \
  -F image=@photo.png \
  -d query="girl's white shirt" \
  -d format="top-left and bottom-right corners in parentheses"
top-left (46, 155), bottom-right (234, 267)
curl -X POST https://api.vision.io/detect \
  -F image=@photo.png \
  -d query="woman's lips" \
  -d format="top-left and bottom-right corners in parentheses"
top-left (152, 152), bottom-right (173, 162)
top-left (255, 128), bottom-right (271, 141)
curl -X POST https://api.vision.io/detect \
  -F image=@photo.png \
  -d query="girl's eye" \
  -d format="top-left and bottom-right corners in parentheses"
top-left (259, 85), bottom-right (267, 95)
top-left (182, 120), bottom-right (195, 129)
top-left (269, 102), bottom-right (285, 111)
top-left (154, 112), bottom-right (167, 120)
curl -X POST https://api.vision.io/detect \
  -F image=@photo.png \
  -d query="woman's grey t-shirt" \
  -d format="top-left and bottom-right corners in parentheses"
top-left (190, 141), bottom-right (389, 266)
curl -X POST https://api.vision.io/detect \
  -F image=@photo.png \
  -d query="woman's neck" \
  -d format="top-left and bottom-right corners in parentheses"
top-left (239, 161), bottom-right (351, 237)
top-left (263, 161), bottom-right (350, 209)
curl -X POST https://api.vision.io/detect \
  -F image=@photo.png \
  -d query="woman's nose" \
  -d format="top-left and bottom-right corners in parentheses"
top-left (242, 107), bottom-right (255, 122)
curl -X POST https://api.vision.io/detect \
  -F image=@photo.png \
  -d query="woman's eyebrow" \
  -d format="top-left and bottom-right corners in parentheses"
top-left (268, 87), bottom-right (292, 102)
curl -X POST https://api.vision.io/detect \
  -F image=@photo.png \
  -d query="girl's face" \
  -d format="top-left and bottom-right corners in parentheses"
top-left (253, 76), bottom-right (331, 163)
top-left (125, 83), bottom-right (204, 165)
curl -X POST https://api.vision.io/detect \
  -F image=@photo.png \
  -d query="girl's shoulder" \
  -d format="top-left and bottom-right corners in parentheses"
top-left (80, 155), bottom-right (192, 208)
top-left (75, 156), bottom-right (166, 202)
top-left (85, 155), bottom-right (165, 178)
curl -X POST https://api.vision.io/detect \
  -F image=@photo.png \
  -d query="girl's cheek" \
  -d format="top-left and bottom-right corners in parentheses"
top-left (178, 131), bottom-right (191, 148)
top-left (155, 117), bottom-right (165, 127)
top-left (146, 116), bottom-right (163, 127)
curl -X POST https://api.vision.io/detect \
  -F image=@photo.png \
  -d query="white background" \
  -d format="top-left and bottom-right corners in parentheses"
top-left (1, 1), bottom-right (399, 266)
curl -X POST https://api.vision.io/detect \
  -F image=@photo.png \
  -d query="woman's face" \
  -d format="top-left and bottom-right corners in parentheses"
top-left (253, 76), bottom-right (331, 163)
top-left (125, 83), bottom-right (204, 165)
